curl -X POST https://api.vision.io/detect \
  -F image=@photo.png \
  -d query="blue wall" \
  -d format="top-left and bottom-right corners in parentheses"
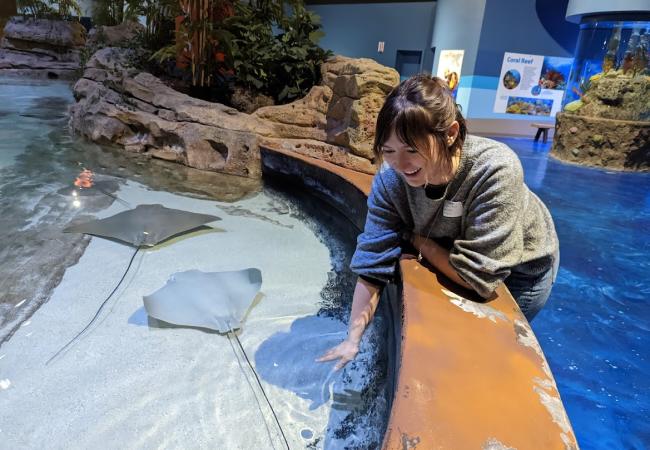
top-left (465, 0), bottom-right (579, 120)
top-left (306, 2), bottom-right (437, 74)
top-left (474, 0), bottom-right (577, 77)
top-left (429, 0), bottom-right (487, 113)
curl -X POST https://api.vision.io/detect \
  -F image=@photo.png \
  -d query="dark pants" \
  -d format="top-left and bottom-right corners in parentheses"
top-left (505, 262), bottom-right (557, 321)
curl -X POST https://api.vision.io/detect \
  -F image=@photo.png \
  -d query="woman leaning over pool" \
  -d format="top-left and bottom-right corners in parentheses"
top-left (318, 75), bottom-right (559, 370)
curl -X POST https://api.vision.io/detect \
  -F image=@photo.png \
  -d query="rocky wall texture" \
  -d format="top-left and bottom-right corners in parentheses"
top-left (552, 113), bottom-right (650, 171)
top-left (70, 46), bottom-right (396, 178)
top-left (255, 55), bottom-right (399, 162)
top-left (0, 16), bottom-right (85, 79)
top-left (87, 21), bottom-right (144, 48)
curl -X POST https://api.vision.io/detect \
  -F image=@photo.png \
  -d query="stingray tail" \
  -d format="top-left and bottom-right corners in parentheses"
top-left (228, 328), bottom-right (291, 450)
top-left (46, 246), bottom-right (141, 365)
top-left (97, 187), bottom-right (132, 209)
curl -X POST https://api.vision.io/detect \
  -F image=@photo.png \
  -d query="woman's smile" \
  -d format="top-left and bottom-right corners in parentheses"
top-left (402, 167), bottom-right (422, 180)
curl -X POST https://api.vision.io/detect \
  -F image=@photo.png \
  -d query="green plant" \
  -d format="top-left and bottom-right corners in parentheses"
top-left (222, 1), bottom-right (279, 92)
top-left (151, 0), bottom-right (330, 104)
top-left (127, 0), bottom-right (179, 50)
top-left (223, 0), bottom-right (331, 102)
top-left (18, 0), bottom-right (81, 19)
top-left (274, 3), bottom-right (331, 101)
top-left (88, 0), bottom-right (178, 69)
top-left (80, 27), bottom-right (152, 73)
top-left (53, 0), bottom-right (80, 18)
top-left (17, 0), bottom-right (54, 17)
top-left (151, 0), bottom-right (235, 88)
top-left (91, 0), bottom-right (131, 26)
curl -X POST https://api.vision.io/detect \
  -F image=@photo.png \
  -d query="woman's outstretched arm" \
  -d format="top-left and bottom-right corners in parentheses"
top-left (316, 277), bottom-right (381, 370)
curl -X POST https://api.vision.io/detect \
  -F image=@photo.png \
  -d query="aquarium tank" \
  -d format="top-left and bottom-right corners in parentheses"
top-left (562, 17), bottom-right (650, 122)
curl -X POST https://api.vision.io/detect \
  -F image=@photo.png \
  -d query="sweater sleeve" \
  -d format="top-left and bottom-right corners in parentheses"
top-left (349, 172), bottom-right (404, 285)
top-left (449, 158), bottom-right (525, 298)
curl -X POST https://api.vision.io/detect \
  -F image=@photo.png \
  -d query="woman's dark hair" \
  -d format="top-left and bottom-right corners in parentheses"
top-left (373, 75), bottom-right (467, 176)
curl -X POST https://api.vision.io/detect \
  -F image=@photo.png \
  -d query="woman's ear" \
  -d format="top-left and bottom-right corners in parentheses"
top-left (447, 121), bottom-right (460, 146)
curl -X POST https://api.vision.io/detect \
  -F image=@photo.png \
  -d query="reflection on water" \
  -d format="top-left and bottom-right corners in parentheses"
top-left (0, 79), bottom-right (72, 169)
top-left (495, 137), bottom-right (650, 450)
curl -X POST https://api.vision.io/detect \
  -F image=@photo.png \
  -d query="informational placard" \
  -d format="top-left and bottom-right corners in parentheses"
top-left (436, 50), bottom-right (464, 99)
top-left (493, 52), bottom-right (572, 117)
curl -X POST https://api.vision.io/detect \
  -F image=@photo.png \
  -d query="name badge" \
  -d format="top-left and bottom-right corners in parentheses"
top-left (443, 201), bottom-right (463, 218)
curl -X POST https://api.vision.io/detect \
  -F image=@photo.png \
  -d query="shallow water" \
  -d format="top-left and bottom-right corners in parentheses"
top-left (494, 137), bottom-right (650, 450)
top-left (0, 77), bottom-right (389, 449)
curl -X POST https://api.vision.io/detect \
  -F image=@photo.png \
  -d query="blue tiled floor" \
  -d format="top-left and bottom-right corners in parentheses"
top-left (494, 136), bottom-right (650, 450)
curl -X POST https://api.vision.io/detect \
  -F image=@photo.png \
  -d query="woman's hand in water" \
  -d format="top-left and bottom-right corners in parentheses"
top-left (316, 339), bottom-right (360, 370)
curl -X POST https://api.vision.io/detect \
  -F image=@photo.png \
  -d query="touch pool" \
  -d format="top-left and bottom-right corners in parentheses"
top-left (0, 76), bottom-right (391, 449)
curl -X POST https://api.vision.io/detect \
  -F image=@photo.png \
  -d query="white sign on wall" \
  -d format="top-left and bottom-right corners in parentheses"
top-left (493, 52), bottom-right (573, 117)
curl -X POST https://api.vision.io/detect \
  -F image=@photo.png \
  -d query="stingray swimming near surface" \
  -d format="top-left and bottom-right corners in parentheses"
top-left (64, 204), bottom-right (221, 248)
top-left (143, 268), bottom-right (262, 333)
top-left (143, 268), bottom-right (290, 449)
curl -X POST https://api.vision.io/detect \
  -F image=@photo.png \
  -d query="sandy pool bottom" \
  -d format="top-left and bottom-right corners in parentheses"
top-left (0, 180), bottom-right (349, 449)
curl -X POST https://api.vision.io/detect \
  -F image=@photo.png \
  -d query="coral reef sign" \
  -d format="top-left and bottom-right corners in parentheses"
top-left (493, 52), bottom-right (573, 117)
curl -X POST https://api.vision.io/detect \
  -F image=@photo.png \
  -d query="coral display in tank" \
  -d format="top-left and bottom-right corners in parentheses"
top-left (552, 18), bottom-right (650, 171)
top-left (562, 20), bottom-right (649, 120)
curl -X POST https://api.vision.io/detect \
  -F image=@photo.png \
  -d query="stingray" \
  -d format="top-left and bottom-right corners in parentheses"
top-left (143, 268), bottom-right (262, 333)
top-left (143, 268), bottom-right (289, 449)
top-left (63, 204), bottom-right (220, 247)
top-left (47, 204), bottom-right (221, 364)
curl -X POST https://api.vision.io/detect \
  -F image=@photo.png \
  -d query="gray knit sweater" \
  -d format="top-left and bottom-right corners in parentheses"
top-left (350, 135), bottom-right (559, 298)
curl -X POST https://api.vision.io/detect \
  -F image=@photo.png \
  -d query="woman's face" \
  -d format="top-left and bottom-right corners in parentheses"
top-left (380, 131), bottom-right (434, 187)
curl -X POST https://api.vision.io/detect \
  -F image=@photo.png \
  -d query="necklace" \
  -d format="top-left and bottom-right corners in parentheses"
top-left (416, 142), bottom-right (461, 262)
top-left (417, 219), bottom-right (436, 262)
top-left (416, 186), bottom-right (442, 262)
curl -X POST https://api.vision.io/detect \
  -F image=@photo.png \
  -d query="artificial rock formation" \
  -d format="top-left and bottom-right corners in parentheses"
top-left (87, 20), bottom-right (144, 49)
top-left (552, 113), bottom-right (649, 171)
top-left (552, 72), bottom-right (649, 171)
top-left (255, 56), bottom-right (399, 162)
top-left (323, 55), bottom-right (400, 159)
top-left (70, 48), bottom-right (270, 178)
top-left (0, 16), bottom-right (86, 79)
top-left (71, 48), bottom-right (394, 177)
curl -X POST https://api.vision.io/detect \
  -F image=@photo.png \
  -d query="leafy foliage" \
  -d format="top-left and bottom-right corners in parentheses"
top-left (90, 0), bottom-right (131, 27)
top-left (80, 27), bottom-right (152, 72)
top-left (274, 3), bottom-right (331, 101)
top-left (122, 0), bottom-right (179, 51)
top-left (17, 0), bottom-right (81, 19)
top-left (222, 0), bottom-right (332, 103)
top-left (139, 0), bottom-right (180, 49)
top-left (222, 1), bottom-right (279, 93)
top-left (17, 0), bottom-right (53, 17)
top-left (89, 0), bottom-right (331, 106)
top-left (150, 1), bottom-right (236, 89)
top-left (91, 0), bottom-right (178, 51)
